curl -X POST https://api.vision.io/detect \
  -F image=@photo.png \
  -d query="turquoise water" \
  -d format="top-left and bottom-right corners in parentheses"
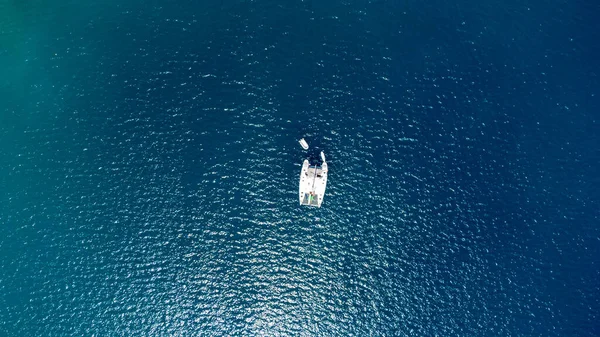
top-left (1, 0), bottom-right (599, 336)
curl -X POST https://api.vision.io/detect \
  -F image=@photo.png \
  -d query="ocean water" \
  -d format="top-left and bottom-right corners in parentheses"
top-left (1, 0), bottom-right (599, 336)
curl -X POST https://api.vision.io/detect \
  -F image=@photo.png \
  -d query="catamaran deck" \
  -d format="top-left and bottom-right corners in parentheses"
top-left (299, 159), bottom-right (328, 207)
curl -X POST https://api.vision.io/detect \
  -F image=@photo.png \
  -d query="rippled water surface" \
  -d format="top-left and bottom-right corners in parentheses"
top-left (1, 0), bottom-right (599, 336)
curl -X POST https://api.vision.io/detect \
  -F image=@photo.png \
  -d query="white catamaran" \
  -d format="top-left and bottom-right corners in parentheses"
top-left (299, 151), bottom-right (328, 207)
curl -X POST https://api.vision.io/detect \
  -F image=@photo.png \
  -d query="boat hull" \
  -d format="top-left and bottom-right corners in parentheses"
top-left (299, 158), bottom-right (328, 207)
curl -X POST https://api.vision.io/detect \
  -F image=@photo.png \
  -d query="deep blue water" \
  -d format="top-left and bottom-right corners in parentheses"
top-left (1, 0), bottom-right (599, 336)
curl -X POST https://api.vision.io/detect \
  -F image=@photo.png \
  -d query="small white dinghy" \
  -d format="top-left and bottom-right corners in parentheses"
top-left (299, 138), bottom-right (309, 150)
